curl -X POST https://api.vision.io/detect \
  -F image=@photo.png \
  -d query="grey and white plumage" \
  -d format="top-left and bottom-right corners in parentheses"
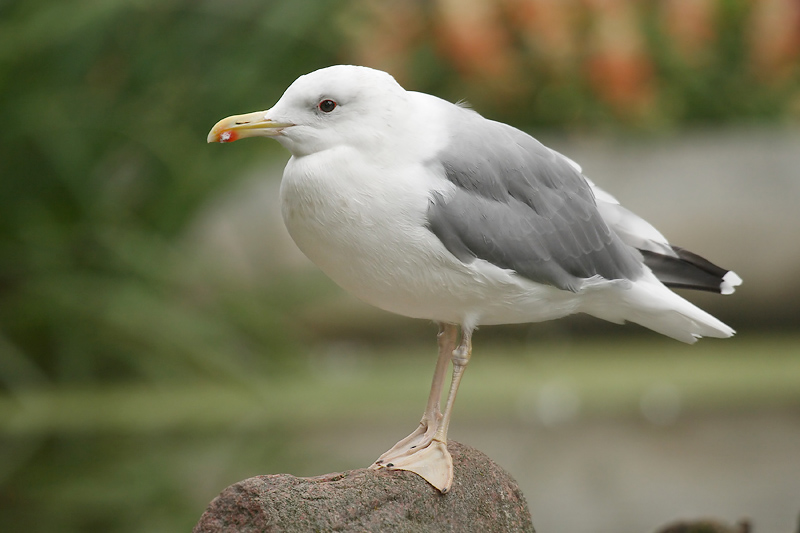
top-left (427, 114), bottom-right (643, 293)
top-left (208, 65), bottom-right (742, 491)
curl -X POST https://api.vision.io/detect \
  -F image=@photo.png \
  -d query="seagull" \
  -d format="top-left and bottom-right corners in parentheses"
top-left (207, 65), bottom-right (742, 493)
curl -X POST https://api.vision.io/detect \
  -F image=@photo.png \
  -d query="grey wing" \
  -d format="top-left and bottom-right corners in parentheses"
top-left (426, 118), bottom-right (644, 292)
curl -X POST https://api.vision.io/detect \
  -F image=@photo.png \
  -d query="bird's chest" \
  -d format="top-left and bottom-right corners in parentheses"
top-left (278, 151), bottom-right (441, 294)
top-left (281, 154), bottom-right (407, 248)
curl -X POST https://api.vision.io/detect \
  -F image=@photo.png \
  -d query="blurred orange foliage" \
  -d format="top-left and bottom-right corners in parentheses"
top-left (749, 0), bottom-right (800, 82)
top-left (343, 0), bottom-right (800, 126)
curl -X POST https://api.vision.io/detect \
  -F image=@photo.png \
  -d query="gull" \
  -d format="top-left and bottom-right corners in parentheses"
top-left (207, 65), bottom-right (742, 493)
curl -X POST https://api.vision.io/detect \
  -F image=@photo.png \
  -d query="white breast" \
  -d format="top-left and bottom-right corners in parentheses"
top-left (280, 146), bottom-right (455, 315)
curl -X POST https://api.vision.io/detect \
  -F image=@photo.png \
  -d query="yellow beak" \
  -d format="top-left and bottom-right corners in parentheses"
top-left (207, 110), bottom-right (293, 143)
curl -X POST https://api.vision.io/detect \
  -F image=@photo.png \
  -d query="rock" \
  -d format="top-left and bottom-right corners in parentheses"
top-left (194, 441), bottom-right (535, 533)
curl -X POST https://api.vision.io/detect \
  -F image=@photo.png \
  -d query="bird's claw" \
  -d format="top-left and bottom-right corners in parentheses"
top-left (370, 438), bottom-right (453, 493)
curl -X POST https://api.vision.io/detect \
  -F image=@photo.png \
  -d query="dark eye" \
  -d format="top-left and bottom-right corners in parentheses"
top-left (318, 99), bottom-right (337, 113)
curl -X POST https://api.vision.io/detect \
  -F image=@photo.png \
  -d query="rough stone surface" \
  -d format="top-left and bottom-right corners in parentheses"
top-left (194, 441), bottom-right (535, 533)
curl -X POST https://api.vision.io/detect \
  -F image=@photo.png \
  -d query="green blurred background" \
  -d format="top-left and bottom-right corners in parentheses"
top-left (1, 0), bottom-right (799, 532)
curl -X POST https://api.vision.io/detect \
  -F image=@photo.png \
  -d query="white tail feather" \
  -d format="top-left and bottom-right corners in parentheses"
top-left (583, 273), bottom-right (735, 344)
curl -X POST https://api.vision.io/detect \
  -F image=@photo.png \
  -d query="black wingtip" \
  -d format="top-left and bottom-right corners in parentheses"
top-left (641, 246), bottom-right (741, 294)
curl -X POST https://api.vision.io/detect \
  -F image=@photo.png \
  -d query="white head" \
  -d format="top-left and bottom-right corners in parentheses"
top-left (208, 65), bottom-right (409, 157)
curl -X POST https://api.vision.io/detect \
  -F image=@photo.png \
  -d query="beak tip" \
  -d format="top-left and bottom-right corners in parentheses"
top-left (207, 128), bottom-right (236, 144)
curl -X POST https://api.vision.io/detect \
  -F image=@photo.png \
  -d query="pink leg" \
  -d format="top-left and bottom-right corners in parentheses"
top-left (369, 323), bottom-right (472, 493)
top-left (434, 327), bottom-right (472, 442)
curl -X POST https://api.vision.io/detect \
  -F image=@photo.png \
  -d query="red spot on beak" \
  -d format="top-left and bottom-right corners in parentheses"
top-left (220, 130), bottom-right (239, 143)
